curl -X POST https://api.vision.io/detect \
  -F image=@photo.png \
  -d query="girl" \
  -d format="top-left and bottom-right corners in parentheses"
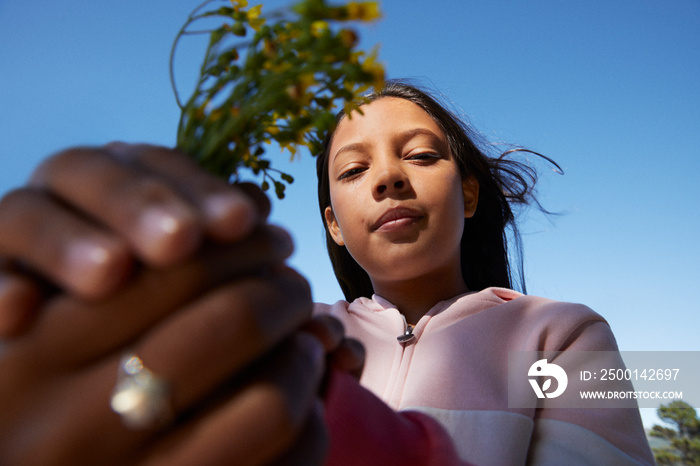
top-left (313, 81), bottom-right (654, 465)
top-left (0, 82), bottom-right (654, 465)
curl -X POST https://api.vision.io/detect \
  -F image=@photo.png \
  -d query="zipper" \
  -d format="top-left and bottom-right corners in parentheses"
top-left (385, 313), bottom-right (417, 407)
top-left (397, 314), bottom-right (415, 344)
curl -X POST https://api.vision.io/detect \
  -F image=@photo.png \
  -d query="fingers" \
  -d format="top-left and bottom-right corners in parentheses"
top-left (0, 188), bottom-right (134, 299)
top-left (134, 266), bottom-right (313, 414)
top-left (12, 142), bottom-right (265, 279)
top-left (31, 146), bottom-right (206, 266)
top-left (0, 143), bottom-right (273, 335)
top-left (104, 143), bottom-right (266, 243)
top-left (141, 334), bottom-right (326, 466)
top-left (0, 335), bottom-right (326, 466)
top-left (328, 338), bottom-right (365, 380)
top-left (27, 226), bottom-right (296, 365)
top-left (302, 315), bottom-right (346, 352)
top-left (0, 259), bottom-right (316, 465)
top-left (302, 315), bottom-right (366, 380)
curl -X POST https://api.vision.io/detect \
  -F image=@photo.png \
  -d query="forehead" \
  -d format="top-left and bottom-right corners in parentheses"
top-left (330, 97), bottom-right (445, 153)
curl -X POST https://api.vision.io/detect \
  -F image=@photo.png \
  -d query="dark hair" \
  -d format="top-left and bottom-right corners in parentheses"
top-left (316, 80), bottom-right (560, 302)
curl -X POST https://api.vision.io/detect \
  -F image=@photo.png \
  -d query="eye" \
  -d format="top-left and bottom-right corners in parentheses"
top-left (407, 152), bottom-right (441, 162)
top-left (338, 166), bottom-right (366, 180)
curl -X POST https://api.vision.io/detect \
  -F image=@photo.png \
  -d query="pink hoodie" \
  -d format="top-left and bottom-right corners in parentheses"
top-left (317, 287), bottom-right (654, 465)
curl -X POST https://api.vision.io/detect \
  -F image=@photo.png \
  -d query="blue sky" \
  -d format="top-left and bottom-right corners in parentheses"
top-left (1, 1), bottom-right (699, 427)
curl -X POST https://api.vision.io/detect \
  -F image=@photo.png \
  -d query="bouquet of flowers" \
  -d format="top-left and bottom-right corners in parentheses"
top-left (172, 0), bottom-right (384, 198)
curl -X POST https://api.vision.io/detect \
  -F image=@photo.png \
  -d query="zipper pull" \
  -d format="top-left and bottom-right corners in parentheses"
top-left (397, 324), bottom-right (415, 344)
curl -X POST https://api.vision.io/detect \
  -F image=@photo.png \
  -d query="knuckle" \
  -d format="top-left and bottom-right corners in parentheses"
top-left (170, 279), bottom-right (286, 361)
top-left (128, 177), bottom-right (175, 204)
top-left (104, 142), bottom-right (172, 165)
top-left (184, 274), bottom-right (314, 358)
top-left (131, 144), bottom-right (179, 166)
top-left (198, 283), bottom-right (263, 340)
top-left (0, 186), bottom-right (41, 208)
top-left (0, 189), bottom-right (49, 242)
top-left (0, 187), bottom-right (33, 215)
top-left (30, 147), bottom-right (96, 185)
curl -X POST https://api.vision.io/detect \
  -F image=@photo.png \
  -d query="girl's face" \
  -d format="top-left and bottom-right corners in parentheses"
top-left (324, 97), bottom-right (478, 287)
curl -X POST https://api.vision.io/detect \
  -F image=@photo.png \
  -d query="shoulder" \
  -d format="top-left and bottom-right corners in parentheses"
top-left (480, 288), bottom-right (617, 352)
top-left (490, 288), bottom-right (606, 325)
top-left (467, 287), bottom-right (607, 329)
top-left (314, 300), bottom-right (350, 317)
top-left (313, 300), bottom-right (359, 329)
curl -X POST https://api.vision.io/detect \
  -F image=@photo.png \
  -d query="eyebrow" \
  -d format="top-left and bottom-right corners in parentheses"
top-left (331, 128), bottom-right (446, 163)
top-left (332, 142), bottom-right (368, 161)
top-left (396, 128), bottom-right (445, 147)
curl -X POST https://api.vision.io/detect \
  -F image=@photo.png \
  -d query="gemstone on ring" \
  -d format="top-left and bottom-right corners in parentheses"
top-left (110, 353), bottom-right (173, 430)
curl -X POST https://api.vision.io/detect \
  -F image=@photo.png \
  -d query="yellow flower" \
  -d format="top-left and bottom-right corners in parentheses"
top-left (247, 4), bottom-right (265, 31)
top-left (346, 2), bottom-right (381, 22)
top-left (311, 20), bottom-right (329, 37)
top-left (247, 4), bottom-right (261, 19)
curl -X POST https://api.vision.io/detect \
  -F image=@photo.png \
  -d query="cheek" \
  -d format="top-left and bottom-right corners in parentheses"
top-left (424, 176), bottom-right (467, 244)
top-left (329, 187), bottom-right (362, 238)
top-left (423, 172), bottom-right (466, 216)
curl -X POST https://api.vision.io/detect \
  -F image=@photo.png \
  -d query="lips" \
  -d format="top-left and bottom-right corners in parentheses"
top-left (371, 206), bottom-right (424, 232)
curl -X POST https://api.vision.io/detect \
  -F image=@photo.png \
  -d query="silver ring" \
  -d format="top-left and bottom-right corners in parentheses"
top-left (110, 353), bottom-right (173, 430)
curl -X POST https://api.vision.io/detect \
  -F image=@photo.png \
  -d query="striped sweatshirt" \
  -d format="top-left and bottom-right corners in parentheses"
top-left (316, 287), bottom-right (654, 465)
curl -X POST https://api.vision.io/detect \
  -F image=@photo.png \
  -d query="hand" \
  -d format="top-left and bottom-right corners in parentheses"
top-left (303, 315), bottom-right (366, 381)
top-left (0, 141), bottom-right (364, 464)
top-left (0, 143), bottom-right (269, 337)
top-left (0, 235), bottom-right (328, 465)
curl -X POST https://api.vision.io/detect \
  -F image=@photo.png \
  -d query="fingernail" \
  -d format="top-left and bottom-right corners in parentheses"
top-left (65, 241), bottom-right (113, 294)
top-left (138, 207), bottom-right (200, 263)
top-left (142, 208), bottom-right (179, 235)
top-left (204, 193), bottom-right (258, 240)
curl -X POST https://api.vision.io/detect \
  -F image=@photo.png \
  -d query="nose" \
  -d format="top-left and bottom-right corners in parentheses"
top-left (376, 178), bottom-right (405, 195)
top-left (374, 160), bottom-right (409, 197)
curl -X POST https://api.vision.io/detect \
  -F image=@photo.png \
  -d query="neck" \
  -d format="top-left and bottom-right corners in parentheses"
top-left (371, 266), bottom-right (469, 325)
